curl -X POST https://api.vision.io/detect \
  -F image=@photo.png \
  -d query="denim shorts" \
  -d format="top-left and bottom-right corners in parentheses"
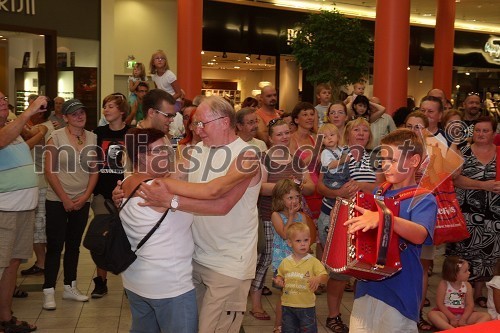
top-left (282, 306), bottom-right (317, 333)
top-left (125, 288), bottom-right (198, 333)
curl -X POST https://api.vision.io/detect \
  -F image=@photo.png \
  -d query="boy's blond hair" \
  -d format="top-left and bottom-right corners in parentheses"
top-left (315, 83), bottom-right (332, 96)
top-left (286, 222), bottom-right (310, 240)
top-left (318, 123), bottom-right (339, 136)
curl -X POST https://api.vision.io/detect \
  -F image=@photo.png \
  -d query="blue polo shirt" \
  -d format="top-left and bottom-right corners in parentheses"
top-left (354, 185), bottom-right (437, 322)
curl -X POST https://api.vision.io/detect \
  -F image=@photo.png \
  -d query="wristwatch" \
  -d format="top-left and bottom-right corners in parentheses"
top-left (171, 195), bottom-right (179, 211)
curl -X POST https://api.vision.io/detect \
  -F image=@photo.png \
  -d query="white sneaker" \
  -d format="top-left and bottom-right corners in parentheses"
top-left (63, 281), bottom-right (89, 302)
top-left (43, 287), bottom-right (56, 310)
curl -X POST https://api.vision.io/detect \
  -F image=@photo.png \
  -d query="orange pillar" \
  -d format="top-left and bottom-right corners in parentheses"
top-left (373, 0), bottom-right (411, 115)
top-left (433, 0), bottom-right (456, 99)
top-left (177, 0), bottom-right (202, 100)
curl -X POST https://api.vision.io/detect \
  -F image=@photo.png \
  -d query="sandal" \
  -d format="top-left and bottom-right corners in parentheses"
top-left (13, 287), bottom-right (28, 298)
top-left (249, 310), bottom-right (271, 320)
top-left (423, 297), bottom-right (431, 307)
top-left (0, 316), bottom-right (37, 333)
top-left (417, 313), bottom-right (434, 331)
top-left (475, 296), bottom-right (487, 308)
top-left (326, 314), bottom-right (349, 333)
top-left (344, 281), bottom-right (354, 292)
top-left (262, 285), bottom-right (273, 296)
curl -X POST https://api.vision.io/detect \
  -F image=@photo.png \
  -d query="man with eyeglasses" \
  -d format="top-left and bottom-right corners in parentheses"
top-left (136, 89), bottom-right (176, 136)
top-left (137, 96), bottom-right (262, 332)
top-left (256, 85), bottom-right (280, 146)
top-left (0, 91), bottom-right (48, 332)
top-left (236, 107), bottom-right (267, 152)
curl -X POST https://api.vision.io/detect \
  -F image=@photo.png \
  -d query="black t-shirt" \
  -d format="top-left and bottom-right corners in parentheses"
top-left (93, 124), bottom-right (131, 199)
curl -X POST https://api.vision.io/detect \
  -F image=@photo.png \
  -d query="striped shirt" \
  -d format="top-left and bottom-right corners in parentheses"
top-left (321, 147), bottom-right (377, 214)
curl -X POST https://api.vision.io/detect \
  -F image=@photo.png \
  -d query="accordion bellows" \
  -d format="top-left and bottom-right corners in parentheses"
top-left (322, 192), bottom-right (402, 281)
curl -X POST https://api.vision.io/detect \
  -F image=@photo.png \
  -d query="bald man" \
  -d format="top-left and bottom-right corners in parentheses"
top-left (255, 86), bottom-right (280, 146)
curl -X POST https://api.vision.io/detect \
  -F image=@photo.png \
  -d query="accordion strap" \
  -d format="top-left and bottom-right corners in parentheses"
top-left (373, 182), bottom-right (432, 267)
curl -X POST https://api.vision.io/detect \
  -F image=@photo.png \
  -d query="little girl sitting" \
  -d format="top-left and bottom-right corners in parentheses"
top-left (427, 256), bottom-right (491, 329)
top-left (486, 260), bottom-right (500, 320)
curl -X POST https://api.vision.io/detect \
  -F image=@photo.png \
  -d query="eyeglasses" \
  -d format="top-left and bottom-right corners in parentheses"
top-left (405, 124), bottom-right (424, 130)
top-left (467, 92), bottom-right (480, 97)
top-left (192, 116), bottom-right (226, 129)
top-left (155, 109), bottom-right (176, 119)
top-left (329, 110), bottom-right (346, 116)
top-left (268, 118), bottom-right (282, 128)
top-left (154, 57), bottom-right (166, 61)
top-left (1, 96), bottom-right (8, 102)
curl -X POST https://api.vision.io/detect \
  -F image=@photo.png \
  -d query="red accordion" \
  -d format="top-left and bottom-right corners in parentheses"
top-left (322, 184), bottom-right (430, 281)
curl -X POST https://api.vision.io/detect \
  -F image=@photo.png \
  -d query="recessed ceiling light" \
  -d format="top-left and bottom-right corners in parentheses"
top-left (234, 66), bottom-right (240, 69)
top-left (422, 14), bottom-right (432, 17)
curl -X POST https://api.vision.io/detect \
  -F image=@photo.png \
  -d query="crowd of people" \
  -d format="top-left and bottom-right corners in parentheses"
top-left (1, 52), bottom-right (500, 333)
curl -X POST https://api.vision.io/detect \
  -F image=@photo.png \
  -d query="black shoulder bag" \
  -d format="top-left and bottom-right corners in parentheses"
top-left (83, 180), bottom-right (169, 275)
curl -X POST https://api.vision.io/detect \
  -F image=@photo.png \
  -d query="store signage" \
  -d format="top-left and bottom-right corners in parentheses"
top-left (484, 36), bottom-right (500, 63)
top-left (287, 28), bottom-right (298, 45)
top-left (0, 0), bottom-right (36, 15)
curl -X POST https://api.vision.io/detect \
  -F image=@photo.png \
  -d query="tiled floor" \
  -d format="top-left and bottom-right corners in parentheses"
top-left (15, 245), bottom-right (487, 332)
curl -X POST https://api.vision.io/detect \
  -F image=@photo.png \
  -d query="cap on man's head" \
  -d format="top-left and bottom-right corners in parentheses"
top-left (62, 99), bottom-right (87, 115)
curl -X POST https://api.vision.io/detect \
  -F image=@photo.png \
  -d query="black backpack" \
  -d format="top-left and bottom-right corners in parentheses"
top-left (83, 180), bottom-right (169, 275)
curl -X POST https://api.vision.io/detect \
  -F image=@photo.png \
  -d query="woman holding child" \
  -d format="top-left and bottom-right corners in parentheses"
top-left (316, 117), bottom-right (383, 332)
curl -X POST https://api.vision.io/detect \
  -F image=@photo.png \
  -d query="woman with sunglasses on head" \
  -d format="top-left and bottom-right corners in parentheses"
top-left (249, 118), bottom-right (315, 331)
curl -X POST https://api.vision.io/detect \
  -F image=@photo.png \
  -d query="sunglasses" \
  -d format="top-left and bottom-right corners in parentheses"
top-left (268, 117), bottom-right (283, 128)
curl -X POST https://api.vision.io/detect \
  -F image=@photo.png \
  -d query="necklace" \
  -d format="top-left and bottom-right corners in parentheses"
top-left (67, 127), bottom-right (84, 145)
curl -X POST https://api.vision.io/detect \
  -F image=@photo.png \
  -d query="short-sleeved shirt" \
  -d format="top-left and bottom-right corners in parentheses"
top-left (45, 128), bottom-right (97, 202)
top-left (152, 70), bottom-right (177, 98)
top-left (486, 276), bottom-right (500, 320)
top-left (320, 148), bottom-right (377, 215)
top-left (93, 124), bottom-right (130, 199)
top-left (278, 254), bottom-right (327, 308)
top-left (354, 185), bottom-right (437, 323)
top-left (272, 212), bottom-right (304, 271)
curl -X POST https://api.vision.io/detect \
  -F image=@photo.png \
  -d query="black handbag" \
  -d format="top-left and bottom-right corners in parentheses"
top-left (83, 180), bottom-right (169, 275)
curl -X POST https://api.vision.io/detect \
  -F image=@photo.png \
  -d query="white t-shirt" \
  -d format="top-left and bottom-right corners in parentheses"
top-left (120, 181), bottom-right (195, 299)
top-left (246, 137), bottom-right (267, 152)
top-left (152, 70), bottom-right (177, 98)
top-left (486, 276), bottom-right (500, 320)
top-left (188, 138), bottom-right (262, 280)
